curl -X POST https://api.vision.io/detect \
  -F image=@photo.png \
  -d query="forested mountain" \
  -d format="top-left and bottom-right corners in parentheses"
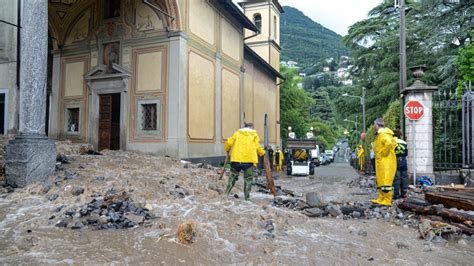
top-left (280, 6), bottom-right (350, 72)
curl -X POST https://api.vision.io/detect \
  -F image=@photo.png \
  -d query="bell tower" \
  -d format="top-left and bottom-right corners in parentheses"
top-left (239, 0), bottom-right (283, 70)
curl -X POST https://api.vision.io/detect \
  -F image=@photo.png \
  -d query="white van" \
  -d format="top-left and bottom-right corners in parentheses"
top-left (325, 150), bottom-right (335, 162)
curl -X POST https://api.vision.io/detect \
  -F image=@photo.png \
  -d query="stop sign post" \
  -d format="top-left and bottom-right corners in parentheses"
top-left (404, 100), bottom-right (424, 185)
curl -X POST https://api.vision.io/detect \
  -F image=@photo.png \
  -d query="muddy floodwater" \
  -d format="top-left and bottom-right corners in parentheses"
top-left (0, 150), bottom-right (473, 264)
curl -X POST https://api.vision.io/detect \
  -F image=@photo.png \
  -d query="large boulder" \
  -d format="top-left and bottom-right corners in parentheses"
top-left (305, 192), bottom-right (326, 208)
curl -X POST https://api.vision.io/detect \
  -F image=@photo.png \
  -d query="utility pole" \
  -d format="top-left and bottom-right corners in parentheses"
top-left (399, 0), bottom-right (407, 138)
top-left (362, 87), bottom-right (366, 133)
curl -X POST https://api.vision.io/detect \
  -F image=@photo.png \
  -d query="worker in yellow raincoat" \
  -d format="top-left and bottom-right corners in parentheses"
top-left (357, 145), bottom-right (365, 171)
top-left (224, 122), bottom-right (265, 200)
top-left (274, 147), bottom-right (284, 171)
top-left (371, 118), bottom-right (397, 206)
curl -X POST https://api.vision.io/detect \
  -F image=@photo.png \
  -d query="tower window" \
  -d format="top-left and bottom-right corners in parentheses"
top-left (274, 16), bottom-right (277, 39)
top-left (253, 13), bottom-right (262, 32)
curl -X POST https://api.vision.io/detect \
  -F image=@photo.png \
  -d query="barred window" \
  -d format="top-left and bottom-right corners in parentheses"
top-left (67, 108), bottom-right (79, 132)
top-left (141, 103), bottom-right (157, 131)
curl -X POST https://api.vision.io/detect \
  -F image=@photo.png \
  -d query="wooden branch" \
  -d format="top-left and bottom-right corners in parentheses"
top-left (398, 201), bottom-right (474, 224)
top-left (263, 155), bottom-right (277, 197)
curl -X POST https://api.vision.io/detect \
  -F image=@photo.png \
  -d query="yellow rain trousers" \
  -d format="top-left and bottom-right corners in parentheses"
top-left (274, 149), bottom-right (284, 171)
top-left (357, 146), bottom-right (365, 171)
top-left (371, 127), bottom-right (397, 206)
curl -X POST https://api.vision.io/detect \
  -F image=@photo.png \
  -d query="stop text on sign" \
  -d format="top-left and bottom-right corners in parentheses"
top-left (404, 101), bottom-right (424, 120)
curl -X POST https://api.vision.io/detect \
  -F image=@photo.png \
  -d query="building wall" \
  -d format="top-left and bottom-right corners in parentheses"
top-left (2, 0), bottom-right (281, 159)
top-left (0, 0), bottom-right (19, 134)
top-left (244, 59), bottom-right (279, 147)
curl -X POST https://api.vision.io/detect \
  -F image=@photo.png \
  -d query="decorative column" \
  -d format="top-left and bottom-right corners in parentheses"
top-left (6, 1), bottom-right (56, 187)
top-left (404, 67), bottom-right (437, 183)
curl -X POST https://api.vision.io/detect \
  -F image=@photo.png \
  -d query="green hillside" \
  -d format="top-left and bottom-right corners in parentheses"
top-left (281, 6), bottom-right (350, 72)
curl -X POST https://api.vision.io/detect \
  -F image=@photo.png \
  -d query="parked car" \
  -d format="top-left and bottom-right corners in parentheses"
top-left (319, 154), bottom-right (328, 165)
top-left (310, 145), bottom-right (320, 166)
top-left (325, 150), bottom-right (335, 162)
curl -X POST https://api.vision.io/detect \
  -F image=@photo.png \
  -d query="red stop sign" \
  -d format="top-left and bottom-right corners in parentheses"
top-left (404, 101), bottom-right (424, 120)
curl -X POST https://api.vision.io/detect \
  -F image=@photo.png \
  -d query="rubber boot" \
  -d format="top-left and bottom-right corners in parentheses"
top-left (243, 169), bottom-right (253, 200)
top-left (379, 191), bottom-right (393, 206)
top-left (370, 190), bottom-right (383, 204)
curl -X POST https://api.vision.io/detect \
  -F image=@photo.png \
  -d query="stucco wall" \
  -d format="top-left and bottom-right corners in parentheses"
top-left (244, 58), bottom-right (279, 146)
top-left (187, 50), bottom-right (215, 141)
top-left (221, 68), bottom-right (240, 140)
top-left (188, 0), bottom-right (216, 46)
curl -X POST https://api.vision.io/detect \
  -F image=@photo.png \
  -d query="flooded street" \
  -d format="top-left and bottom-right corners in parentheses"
top-left (0, 150), bottom-right (473, 264)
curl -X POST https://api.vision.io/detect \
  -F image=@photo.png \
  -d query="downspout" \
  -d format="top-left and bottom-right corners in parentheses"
top-left (16, 0), bottom-right (21, 92)
top-left (16, 0), bottom-right (21, 133)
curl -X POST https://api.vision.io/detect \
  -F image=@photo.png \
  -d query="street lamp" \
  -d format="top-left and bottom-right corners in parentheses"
top-left (342, 87), bottom-right (366, 134)
top-left (343, 118), bottom-right (358, 134)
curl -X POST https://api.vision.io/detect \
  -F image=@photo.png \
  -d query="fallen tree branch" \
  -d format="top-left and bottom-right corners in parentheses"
top-left (398, 201), bottom-right (474, 224)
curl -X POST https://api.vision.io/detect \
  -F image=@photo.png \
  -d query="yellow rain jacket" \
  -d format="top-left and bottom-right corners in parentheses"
top-left (357, 146), bottom-right (365, 170)
top-left (374, 127), bottom-right (397, 188)
top-left (274, 149), bottom-right (284, 166)
top-left (224, 128), bottom-right (265, 164)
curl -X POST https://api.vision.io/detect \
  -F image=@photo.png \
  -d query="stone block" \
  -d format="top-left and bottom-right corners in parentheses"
top-left (6, 137), bottom-right (56, 188)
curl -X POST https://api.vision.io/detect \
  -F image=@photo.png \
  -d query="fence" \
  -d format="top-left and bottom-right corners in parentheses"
top-left (432, 90), bottom-right (463, 172)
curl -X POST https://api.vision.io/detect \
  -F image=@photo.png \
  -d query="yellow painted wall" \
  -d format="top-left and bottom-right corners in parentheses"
top-left (188, 50), bottom-right (215, 140)
top-left (249, 62), bottom-right (277, 144)
top-left (136, 50), bottom-right (163, 92)
top-left (64, 61), bottom-right (85, 97)
top-left (188, 0), bottom-right (216, 46)
top-left (221, 68), bottom-right (240, 140)
top-left (220, 17), bottom-right (241, 62)
top-left (243, 61), bottom-right (254, 123)
top-left (270, 45), bottom-right (280, 71)
top-left (249, 45), bottom-right (269, 62)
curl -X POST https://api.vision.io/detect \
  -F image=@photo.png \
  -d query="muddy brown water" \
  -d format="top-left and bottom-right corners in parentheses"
top-left (0, 152), bottom-right (473, 264)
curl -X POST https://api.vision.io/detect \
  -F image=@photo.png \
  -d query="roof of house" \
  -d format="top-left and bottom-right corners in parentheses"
top-left (244, 44), bottom-right (284, 79)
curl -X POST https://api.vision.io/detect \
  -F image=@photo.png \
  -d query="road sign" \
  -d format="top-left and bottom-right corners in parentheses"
top-left (404, 101), bottom-right (424, 120)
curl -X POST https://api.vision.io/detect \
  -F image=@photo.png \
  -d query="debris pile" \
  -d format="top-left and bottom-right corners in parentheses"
top-left (53, 189), bottom-right (154, 230)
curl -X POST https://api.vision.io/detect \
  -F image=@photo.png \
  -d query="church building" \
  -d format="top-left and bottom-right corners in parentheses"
top-left (0, 0), bottom-right (283, 161)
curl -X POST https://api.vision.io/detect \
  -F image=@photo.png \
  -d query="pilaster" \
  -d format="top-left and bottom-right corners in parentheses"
top-left (166, 31), bottom-right (188, 158)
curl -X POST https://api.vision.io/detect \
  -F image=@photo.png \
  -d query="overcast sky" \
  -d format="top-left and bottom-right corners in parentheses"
top-left (279, 0), bottom-right (383, 36)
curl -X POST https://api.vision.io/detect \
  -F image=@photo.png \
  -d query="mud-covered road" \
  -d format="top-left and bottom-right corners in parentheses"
top-left (0, 148), bottom-right (473, 264)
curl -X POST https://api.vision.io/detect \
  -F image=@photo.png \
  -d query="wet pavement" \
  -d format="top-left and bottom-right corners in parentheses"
top-left (0, 149), bottom-right (473, 264)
